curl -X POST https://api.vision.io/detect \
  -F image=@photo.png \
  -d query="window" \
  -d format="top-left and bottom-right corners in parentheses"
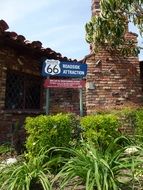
top-left (5, 70), bottom-right (42, 110)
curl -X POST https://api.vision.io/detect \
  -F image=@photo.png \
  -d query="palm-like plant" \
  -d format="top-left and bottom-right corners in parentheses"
top-left (55, 137), bottom-right (143, 190)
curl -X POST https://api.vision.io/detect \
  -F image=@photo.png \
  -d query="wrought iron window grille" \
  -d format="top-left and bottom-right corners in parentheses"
top-left (5, 70), bottom-right (42, 110)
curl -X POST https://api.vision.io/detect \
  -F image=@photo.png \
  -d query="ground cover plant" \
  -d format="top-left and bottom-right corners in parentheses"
top-left (54, 137), bottom-right (143, 190)
top-left (0, 147), bottom-right (53, 190)
top-left (1, 111), bottom-right (143, 189)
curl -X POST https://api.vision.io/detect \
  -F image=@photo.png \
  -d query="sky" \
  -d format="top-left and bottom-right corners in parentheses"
top-left (0, 0), bottom-right (142, 61)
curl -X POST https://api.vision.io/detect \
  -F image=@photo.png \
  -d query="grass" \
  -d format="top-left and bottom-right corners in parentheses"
top-left (1, 137), bottom-right (143, 189)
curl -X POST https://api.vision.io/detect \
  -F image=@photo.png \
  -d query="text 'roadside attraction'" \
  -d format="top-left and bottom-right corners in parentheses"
top-left (42, 59), bottom-right (87, 78)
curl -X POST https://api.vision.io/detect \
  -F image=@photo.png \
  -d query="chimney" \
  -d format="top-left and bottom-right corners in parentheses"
top-left (91, 0), bottom-right (100, 16)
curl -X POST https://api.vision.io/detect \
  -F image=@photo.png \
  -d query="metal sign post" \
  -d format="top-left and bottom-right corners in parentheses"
top-left (45, 77), bottom-right (50, 115)
top-left (79, 88), bottom-right (83, 117)
top-left (45, 88), bottom-right (49, 115)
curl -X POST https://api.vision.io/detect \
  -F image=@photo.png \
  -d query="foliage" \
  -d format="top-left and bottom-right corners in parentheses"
top-left (2, 110), bottom-right (143, 189)
top-left (117, 108), bottom-right (137, 134)
top-left (85, 0), bottom-right (143, 56)
top-left (134, 109), bottom-right (143, 141)
top-left (55, 137), bottom-right (143, 190)
top-left (118, 108), bottom-right (137, 124)
top-left (80, 114), bottom-right (120, 149)
top-left (0, 144), bottom-right (11, 155)
top-left (25, 113), bottom-right (80, 158)
top-left (116, 108), bottom-right (143, 141)
top-left (0, 147), bottom-right (53, 190)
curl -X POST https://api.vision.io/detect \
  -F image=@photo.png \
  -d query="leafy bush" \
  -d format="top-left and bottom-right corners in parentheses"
top-left (80, 114), bottom-right (120, 149)
top-left (134, 109), bottom-right (143, 141)
top-left (0, 144), bottom-right (11, 155)
top-left (117, 108), bottom-right (143, 141)
top-left (116, 108), bottom-right (137, 135)
top-left (25, 113), bottom-right (80, 158)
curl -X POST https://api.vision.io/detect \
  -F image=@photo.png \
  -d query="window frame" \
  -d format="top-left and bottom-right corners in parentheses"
top-left (5, 69), bottom-right (43, 112)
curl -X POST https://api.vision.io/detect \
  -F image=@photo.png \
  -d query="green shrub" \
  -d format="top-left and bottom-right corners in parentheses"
top-left (25, 113), bottom-right (80, 158)
top-left (134, 109), bottom-right (143, 141)
top-left (118, 108), bottom-right (143, 141)
top-left (116, 108), bottom-right (137, 134)
top-left (80, 114), bottom-right (120, 149)
top-left (0, 144), bottom-right (11, 155)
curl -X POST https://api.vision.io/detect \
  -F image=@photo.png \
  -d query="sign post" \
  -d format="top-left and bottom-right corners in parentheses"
top-left (42, 60), bottom-right (87, 116)
top-left (45, 88), bottom-right (50, 115)
top-left (45, 76), bottom-right (50, 115)
top-left (79, 89), bottom-right (83, 117)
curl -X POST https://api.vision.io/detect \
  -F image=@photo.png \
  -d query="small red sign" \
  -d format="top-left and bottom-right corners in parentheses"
top-left (44, 79), bottom-right (86, 89)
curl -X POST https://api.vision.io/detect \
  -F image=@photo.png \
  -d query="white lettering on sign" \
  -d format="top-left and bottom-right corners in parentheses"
top-left (42, 59), bottom-right (87, 77)
top-left (44, 79), bottom-right (86, 89)
top-left (63, 70), bottom-right (84, 75)
top-left (63, 64), bottom-right (80, 70)
top-left (44, 60), bottom-right (61, 75)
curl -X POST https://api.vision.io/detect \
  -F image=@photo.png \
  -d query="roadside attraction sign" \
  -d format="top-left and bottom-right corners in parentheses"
top-left (42, 59), bottom-right (87, 78)
top-left (42, 59), bottom-right (88, 116)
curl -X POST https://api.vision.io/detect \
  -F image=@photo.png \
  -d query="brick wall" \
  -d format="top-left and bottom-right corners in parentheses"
top-left (85, 49), bottom-right (143, 114)
top-left (0, 46), bottom-right (81, 144)
top-left (49, 88), bottom-right (80, 114)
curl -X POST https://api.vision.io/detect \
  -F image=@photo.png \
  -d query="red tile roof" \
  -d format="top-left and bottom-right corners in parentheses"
top-left (0, 20), bottom-right (77, 62)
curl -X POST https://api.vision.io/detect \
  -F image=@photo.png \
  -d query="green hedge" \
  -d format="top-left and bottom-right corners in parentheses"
top-left (134, 109), bottom-right (143, 141)
top-left (116, 108), bottom-right (143, 137)
top-left (24, 108), bottom-right (143, 157)
top-left (80, 114), bottom-right (120, 148)
top-left (25, 113), bottom-right (80, 158)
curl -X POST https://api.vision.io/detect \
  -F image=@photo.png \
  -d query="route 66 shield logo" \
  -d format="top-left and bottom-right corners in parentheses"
top-left (44, 59), bottom-right (61, 76)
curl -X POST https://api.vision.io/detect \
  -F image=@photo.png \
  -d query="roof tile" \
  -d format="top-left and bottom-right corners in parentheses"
top-left (0, 19), bottom-right (77, 62)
